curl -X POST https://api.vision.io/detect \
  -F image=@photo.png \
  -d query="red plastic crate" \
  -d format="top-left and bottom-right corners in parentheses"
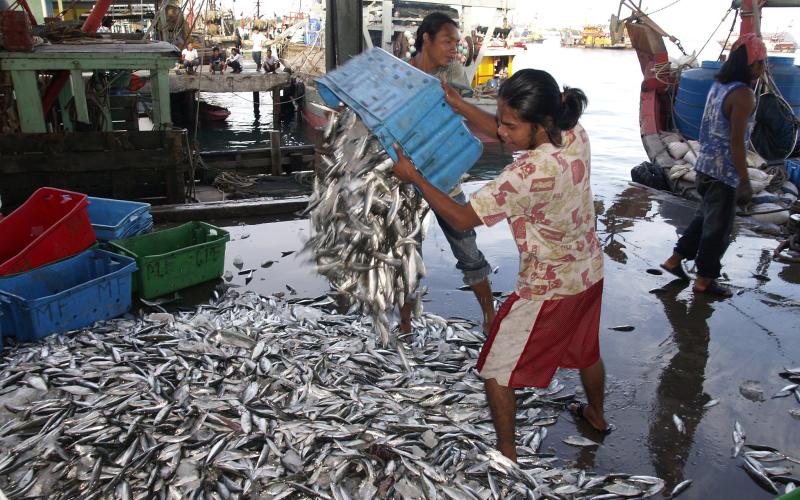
top-left (0, 188), bottom-right (96, 275)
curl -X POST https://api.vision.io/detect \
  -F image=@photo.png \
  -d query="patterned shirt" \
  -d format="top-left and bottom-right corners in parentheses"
top-left (470, 124), bottom-right (603, 300)
top-left (694, 80), bottom-right (753, 188)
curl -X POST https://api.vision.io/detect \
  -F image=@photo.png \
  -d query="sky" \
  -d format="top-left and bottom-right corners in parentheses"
top-left (232, 0), bottom-right (800, 52)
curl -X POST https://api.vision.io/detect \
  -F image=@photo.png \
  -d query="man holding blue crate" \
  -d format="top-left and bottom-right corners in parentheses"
top-left (399, 12), bottom-right (496, 335)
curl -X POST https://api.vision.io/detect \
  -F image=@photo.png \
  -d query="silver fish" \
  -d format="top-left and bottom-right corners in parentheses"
top-left (673, 414), bottom-right (686, 434)
top-left (562, 435), bottom-right (600, 447)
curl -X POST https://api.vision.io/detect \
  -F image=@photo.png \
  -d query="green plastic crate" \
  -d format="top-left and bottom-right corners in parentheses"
top-left (108, 221), bottom-right (229, 299)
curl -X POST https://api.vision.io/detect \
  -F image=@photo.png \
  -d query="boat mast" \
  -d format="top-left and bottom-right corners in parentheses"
top-left (739, 0), bottom-right (762, 36)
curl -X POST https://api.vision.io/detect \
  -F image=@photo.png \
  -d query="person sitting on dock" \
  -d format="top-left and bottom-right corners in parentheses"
top-left (660, 34), bottom-right (766, 297)
top-left (181, 42), bottom-right (200, 74)
top-left (210, 46), bottom-right (224, 74)
top-left (97, 16), bottom-right (114, 33)
top-left (262, 48), bottom-right (281, 73)
top-left (226, 48), bottom-right (243, 73)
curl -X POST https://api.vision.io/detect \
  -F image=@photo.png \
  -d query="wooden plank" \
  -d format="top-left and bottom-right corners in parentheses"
top-left (0, 56), bottom-right (176, 71)
top-left (0, 152), bottom-right (188, 173)
top-left (270, 130), bottom-right (282, 176)
top-left (162, 72), bottom-right (291, 93)
top-left (70, 70), bottom-right (90, 124)
top-left (58, 85), bottom-right (73, 131)
top-left (10, 71), bottom-right (46, 133)
top-left (0, 169), bottom-right (175, 209)
top-left (0, 131), bottom-right (175, 154)
top-left (150, 196), bottom-right (310, 223)
top-left (150, 69), bottom-right (172, 128)
top-left (200, 145), bottom-right (315, 157)
top-left (201, 155), bottom-right (315, 171)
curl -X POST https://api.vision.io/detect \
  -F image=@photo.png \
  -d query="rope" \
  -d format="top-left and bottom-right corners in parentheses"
top-left (717, 9), bottom-right (739, 62)
top-left (213, 171), bottom-right (256, 190)
top-left (685, 8), bottom-right (733, 67)
top-left (643, 0), bottom-right (684, 17)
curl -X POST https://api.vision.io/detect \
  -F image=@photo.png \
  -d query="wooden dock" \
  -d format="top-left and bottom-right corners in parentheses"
top-left (139, 70), bottom-right (291, 93)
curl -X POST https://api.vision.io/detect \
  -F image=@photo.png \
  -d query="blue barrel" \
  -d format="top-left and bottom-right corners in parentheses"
top-left (675, 57), bottom-right (800, 140)
top-left (766, 56), bottom-right (800, 116)
top-left (674, 61), bottom-right (721, 140)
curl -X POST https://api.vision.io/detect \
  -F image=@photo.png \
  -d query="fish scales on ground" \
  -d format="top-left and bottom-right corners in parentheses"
top-left (304, 107), bottom-right (430, 345)
top-left (0, 289), bottom-right (667, 498)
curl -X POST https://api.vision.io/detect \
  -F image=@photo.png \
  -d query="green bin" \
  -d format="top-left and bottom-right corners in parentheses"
top-left (108, 221), bottom-right (230, 299)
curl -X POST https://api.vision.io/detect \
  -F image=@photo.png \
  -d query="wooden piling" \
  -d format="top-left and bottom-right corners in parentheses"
top-left (270, 130), bottom-right (282, 176)
top-left (272, 89), bottom-right (281, 125)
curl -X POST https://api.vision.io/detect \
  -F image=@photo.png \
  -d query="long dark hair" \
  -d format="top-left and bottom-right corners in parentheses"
top-left (498, 69), bottom-right (587, 147)
top-left (415, 12), bottom-right (457, 52)
top-left (717, 44), bottom-right (753, 85)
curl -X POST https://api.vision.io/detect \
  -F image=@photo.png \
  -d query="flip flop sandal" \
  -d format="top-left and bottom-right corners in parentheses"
top-left (694, 280), bottom-right (732, 298)
top-left (660, 263), bottom-right (690, 280)
top-left (567, 400), bottom-right (616, 435)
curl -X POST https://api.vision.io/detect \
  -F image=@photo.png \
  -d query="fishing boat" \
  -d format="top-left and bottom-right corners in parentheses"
top-left (626, 0), bottom-right (800, 228)
top-left (198, 101), bottom-right (231, 121)
top-left (718, 30), bottom-right (797, 53)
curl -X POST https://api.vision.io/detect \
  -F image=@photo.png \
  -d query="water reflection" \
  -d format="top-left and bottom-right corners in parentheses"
top-left (597, 186), bottom-right (653, 264)
top-left (648, 281), bottom-right (715, 489)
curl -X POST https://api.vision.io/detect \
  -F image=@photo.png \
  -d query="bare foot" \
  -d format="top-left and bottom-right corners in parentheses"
top-left (568, 401), bottom-right (612, 433)
top-left (497, 442), bottom-right (517, 462)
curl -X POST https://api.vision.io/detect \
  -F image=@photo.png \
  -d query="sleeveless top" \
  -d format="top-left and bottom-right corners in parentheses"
top-left (694, 80), bottom-right (753, 188)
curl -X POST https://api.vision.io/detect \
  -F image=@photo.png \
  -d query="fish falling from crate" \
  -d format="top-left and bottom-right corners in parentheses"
top-left (304, 107), bottom-right (429, 344)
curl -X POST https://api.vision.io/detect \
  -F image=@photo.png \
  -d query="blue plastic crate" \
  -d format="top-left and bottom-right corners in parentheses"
top-left (316, 48), bottom-right (483, 194)
top-left (0, 248), bottom-right (137, 342)
top-left (786, 159), bottom-right (800, 191)
top-left (87, 197), bottom-right (151, 241)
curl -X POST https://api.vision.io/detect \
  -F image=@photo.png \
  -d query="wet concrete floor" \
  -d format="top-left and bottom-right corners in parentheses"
top-left (160, 177), bottom-right (800, 499)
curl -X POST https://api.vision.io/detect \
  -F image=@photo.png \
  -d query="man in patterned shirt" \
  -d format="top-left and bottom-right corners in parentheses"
top-left (393, 69), bottom-right (611, 461)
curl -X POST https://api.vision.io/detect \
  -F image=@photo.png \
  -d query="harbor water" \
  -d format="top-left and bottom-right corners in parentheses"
top-left (178, 40), bottom-right (799, 498)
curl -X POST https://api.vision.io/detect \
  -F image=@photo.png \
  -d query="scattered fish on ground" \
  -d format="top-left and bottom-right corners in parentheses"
top-left (733, 420), bottom-right (746, 458)
top-left (139, 293), bottom-right (182, 308)
top-left (0, 289), bottom-right (668, 498)
top-left (673, 414), bottom-right (686, 434)
top-left (670, 478), bottom-right (693, 497)
top-left (703, 399), bottom-right (719, 409)
top-left (609, 325), bottom-right (635, 332)
top-left (304, 107), bottom-right (430, 344)
top-left (562, 435), bottom-right (600, 447)
top-left (261, 260), bottom-right (275, 268)
top-left (281, 251), bottom-right (295, 258)
top-left (233, 256), bottom-right (244, 269)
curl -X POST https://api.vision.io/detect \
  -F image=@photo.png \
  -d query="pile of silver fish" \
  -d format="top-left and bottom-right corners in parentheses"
top-left (733, 367), bottom-right (800, 496)
top-left (0, 289), bottom-right (673, 499)
top-left (304, 107), bottom-right (429, 344)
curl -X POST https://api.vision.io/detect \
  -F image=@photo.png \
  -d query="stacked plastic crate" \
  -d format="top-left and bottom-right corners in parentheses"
top-left (87, 197), bottom-right (154, 241)
top-left (0, 189), bottom-right (138, 345)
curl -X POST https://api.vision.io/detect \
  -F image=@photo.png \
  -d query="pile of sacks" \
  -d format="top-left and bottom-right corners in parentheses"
top-left (665, 138), bottom-right (796, 225)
